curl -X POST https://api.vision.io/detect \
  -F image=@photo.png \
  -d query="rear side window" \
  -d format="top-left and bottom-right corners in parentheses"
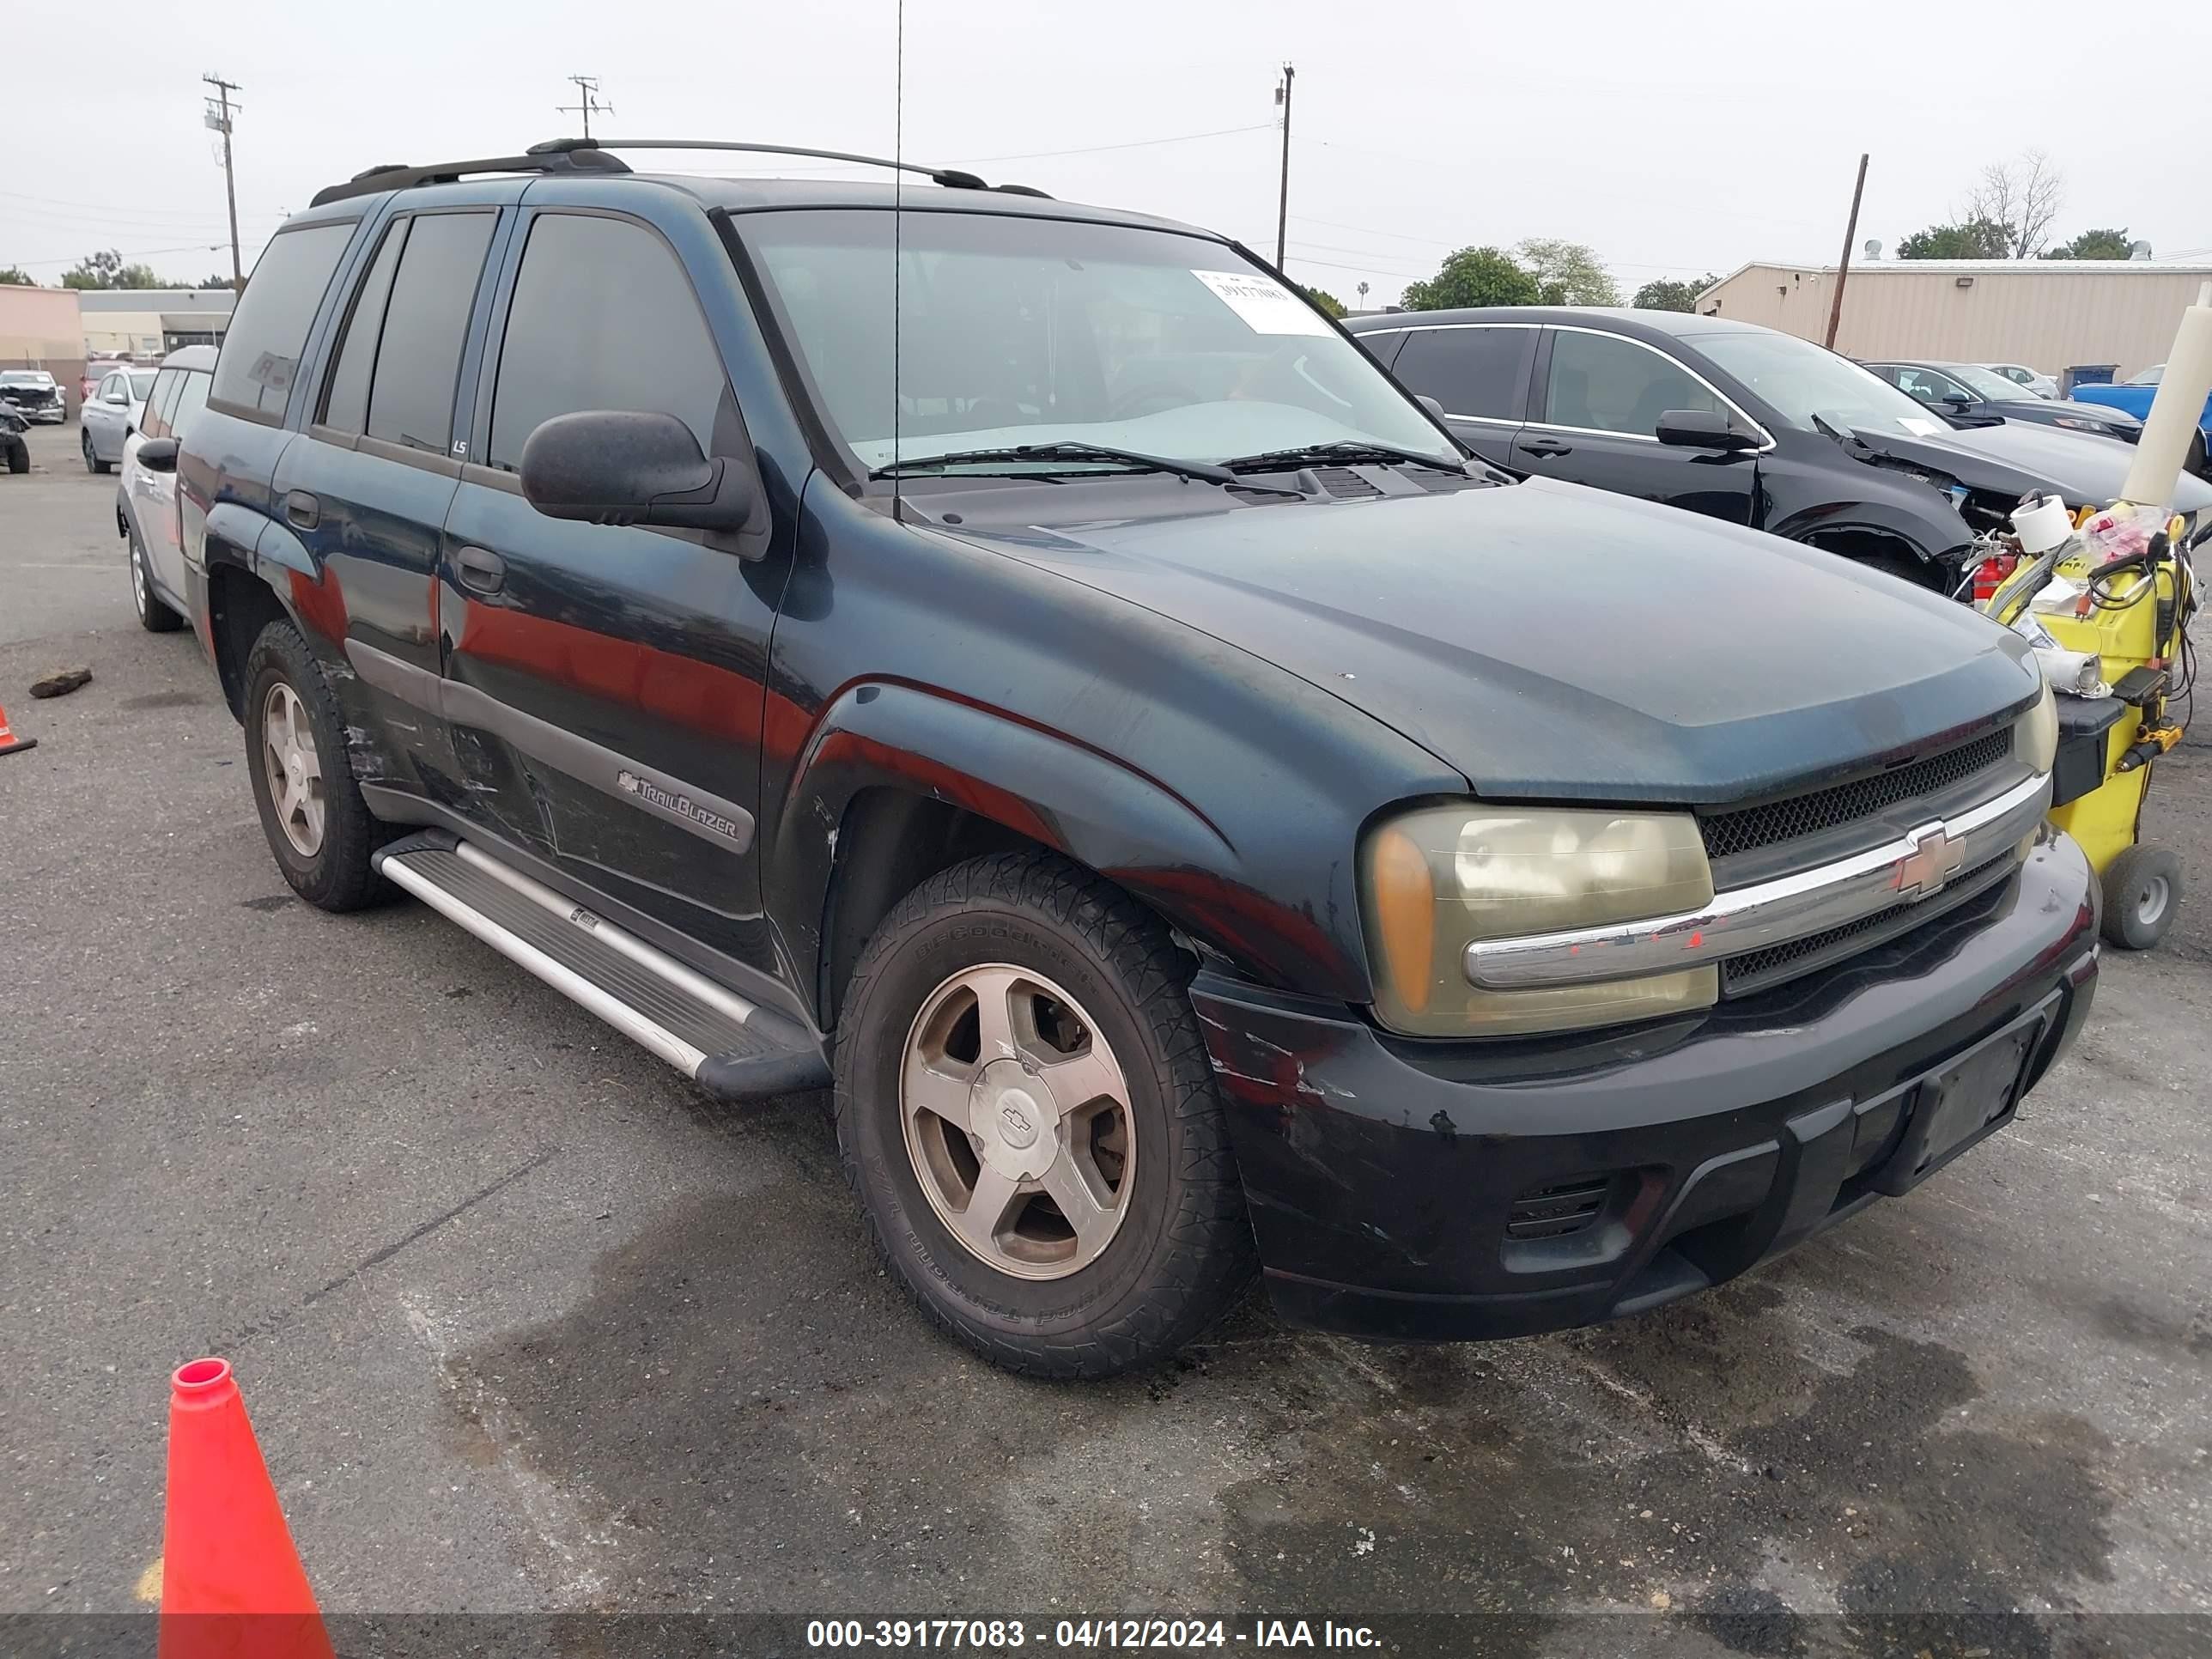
top-left (140, 369), bottom-right (183, 439)
top-left (365, 211), bottom-right (497, 453)
top-left (1541, 330), bottom-right (1724, 438)
top-left (210, 222), bottom-right (356, 420)
top-left (1391, 327), bottom-right (1534, 421)
top-left (319, 218), bottom-right (407, 434)
top-left (172, 372), bottom-right (211, 439)
top-left (487, 212), bottom-right (726, 471)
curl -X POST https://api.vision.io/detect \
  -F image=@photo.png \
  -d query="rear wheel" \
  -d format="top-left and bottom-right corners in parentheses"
top-left (241, 619), bottom-right (384, 911)
top-left (835, 850), bottom-right (1255, 1377)
top-left (128, 522), bottom-right (184, 632)
top-left (2100, 843), bottom-right (2180, 951)
top-left (3, 438), bottom-right (25, 475)
top-left (82, 428), bottom-right (108, 475)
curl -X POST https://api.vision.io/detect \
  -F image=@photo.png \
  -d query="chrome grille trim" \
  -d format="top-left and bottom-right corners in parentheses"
top-left (1463, 773), bottom-right (2050, 992)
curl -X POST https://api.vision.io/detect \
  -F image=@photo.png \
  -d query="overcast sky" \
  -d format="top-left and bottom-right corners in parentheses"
top-left (9, 0), bottom-right (2209, 304)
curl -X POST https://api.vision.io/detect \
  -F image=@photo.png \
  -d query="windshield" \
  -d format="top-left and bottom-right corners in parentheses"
top-left (738, 209), bottom-right (1456, 472)
top-left (1944, 364), bottom-right (2028, 401)
top-left (128, 371), bottom-right (158, 400)
top-left (1700, 331), bottom-right (1952, 439)
top-left (1, 370), bottom-right (52, 386)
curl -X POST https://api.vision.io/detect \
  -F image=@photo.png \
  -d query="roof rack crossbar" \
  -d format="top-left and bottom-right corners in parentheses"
top-left (308, 147), bottom-right (632, 209)
top-left (526, 137), bottom-right (1048, 197)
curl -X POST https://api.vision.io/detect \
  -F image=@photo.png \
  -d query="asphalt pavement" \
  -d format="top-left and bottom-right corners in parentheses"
top-left (3, 421), bottom-right (2209, 1657)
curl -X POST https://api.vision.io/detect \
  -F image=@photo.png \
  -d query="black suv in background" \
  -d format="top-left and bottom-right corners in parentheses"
top-left (169, 140), bottom-right (2095, 1376)
top-left (1350, 307), bottom-right (2212, 584)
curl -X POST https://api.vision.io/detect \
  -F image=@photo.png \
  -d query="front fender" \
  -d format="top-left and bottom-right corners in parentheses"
top-left (773, 680), bottom-right (1352, 1012)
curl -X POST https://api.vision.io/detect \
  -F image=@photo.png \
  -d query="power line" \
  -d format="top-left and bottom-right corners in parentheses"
top-left (12, 241), bottom-right (229, 269)
top-left (648, 124), bottom-right (1275, 178)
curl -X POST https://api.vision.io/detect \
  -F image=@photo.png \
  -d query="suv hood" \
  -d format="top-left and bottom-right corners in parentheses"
top-left (945, 477), bottom-right (2038, 803)
top-left (1850, 419), bottom-right (2212, 515)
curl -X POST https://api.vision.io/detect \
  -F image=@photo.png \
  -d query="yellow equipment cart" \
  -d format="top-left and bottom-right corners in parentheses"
top-left (1986, 514), bottom-right (2197, 949)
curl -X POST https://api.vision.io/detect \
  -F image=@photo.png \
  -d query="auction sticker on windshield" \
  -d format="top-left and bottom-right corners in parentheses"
top-left (1190, 269), bottom-right (1333, 336)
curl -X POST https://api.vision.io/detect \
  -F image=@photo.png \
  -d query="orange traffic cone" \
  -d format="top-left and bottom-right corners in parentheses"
top-left (0, 699), bottom-right (33, 757)
top-left (159, 1358), bottom-right (336, 1659)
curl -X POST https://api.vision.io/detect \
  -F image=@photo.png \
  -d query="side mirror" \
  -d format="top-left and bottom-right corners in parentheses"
top-left (1942, 392), bottom-right (1976, 412)
top-left (106, 390), bottom-right (131, 405)
top-left (1656, 410), bottom-right (1759, 452)
top-left (520, 410), bottom-right (755, 533)
top-left (1416, 393), bottom-right (1448, 421)
top-left (137, 437), bottom-right (179, 473)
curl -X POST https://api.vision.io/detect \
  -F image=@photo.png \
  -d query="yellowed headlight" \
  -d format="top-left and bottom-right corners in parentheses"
top-left (1360, 804), bottom-right (1717, 1037)
top-left (2015, 681), bottom-right (2057, 775)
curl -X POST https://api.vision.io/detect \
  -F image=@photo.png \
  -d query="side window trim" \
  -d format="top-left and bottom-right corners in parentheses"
top-left (1389, 322), bottom-right (1540, 426)
top-left (363, 206), bottom-right (502, 458)
top-left (315, 214), bottom-right (411, 434)
top-left (1529, 325), bottom-right (1774, 450)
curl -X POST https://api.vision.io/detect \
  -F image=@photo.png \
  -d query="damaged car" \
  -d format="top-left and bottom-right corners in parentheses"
top-left (1352, 308), bottom-right (2212, 586)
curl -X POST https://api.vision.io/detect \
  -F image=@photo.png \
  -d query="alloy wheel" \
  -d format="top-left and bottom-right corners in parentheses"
top-left (900, 963), bottom-right (1135, 1279)
top-left (260, 681), bottom-right (327, 857)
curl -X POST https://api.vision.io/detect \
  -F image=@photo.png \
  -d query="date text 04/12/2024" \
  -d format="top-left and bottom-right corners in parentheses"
top-left (805, 1620), bottom-right (1381, 1650)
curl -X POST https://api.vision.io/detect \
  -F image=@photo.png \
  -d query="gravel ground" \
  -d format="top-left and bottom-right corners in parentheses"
top-left (3, 422), bottom-right (2208, 1656)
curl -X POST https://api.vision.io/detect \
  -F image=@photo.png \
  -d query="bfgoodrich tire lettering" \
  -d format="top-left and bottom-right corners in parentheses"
top-left (835, 850), bottom-right (1255, 1377)
top-left (241, 618), bottom-right (386, 912)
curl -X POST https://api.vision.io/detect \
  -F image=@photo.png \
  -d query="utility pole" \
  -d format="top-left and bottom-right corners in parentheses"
top-left (558, 75), bottom-right (613, 141)
top-left (1273, 63), bottom-right (1295, 270)
top-left (202, 75), bottom-right (243, 292)
top-left (1824, 152), bottom-right (1869, 351)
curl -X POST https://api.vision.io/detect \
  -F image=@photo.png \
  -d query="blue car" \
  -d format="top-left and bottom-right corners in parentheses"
top-left (2068, 363), bottom-right (2212, 479)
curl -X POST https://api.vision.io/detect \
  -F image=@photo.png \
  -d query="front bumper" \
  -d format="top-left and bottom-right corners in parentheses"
top-left (1194, 830), bottom-right (2099, 1342)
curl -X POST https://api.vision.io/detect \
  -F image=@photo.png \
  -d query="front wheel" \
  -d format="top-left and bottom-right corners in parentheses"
top-left (835, 851), bottom-right (1256, 1378)
top-left (129, 523), bottom-right (184, 632)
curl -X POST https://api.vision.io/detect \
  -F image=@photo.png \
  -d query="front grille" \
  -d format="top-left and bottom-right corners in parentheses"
top-left (1506, 1176), bottom-right (1612, 1240)
top-left (1698, 729), bottom-right (2013, 861)
top-left (1720, 854), bottom-right (2014, 996)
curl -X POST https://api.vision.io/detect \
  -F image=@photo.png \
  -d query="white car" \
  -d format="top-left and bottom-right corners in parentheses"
top-left (80, 363), bottom-right (158, 474)
top-left (115, 346), bottom-right (215, 632)
top-left (1978, 362), bottom-right (2058, 400)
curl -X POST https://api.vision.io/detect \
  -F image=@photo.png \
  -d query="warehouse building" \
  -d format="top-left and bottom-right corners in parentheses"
top-left (0, 283), bottom-right (87, 410)
top-left (1697, 260), bottom-right (2212, 387)
top-left (76, 288), bottom-right (236, 357)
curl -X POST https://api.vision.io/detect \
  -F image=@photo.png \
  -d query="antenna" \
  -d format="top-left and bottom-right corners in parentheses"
top-left (892, 0), bottom-right (904, 501)
top-left (557, 75), bottom-right (614, 141)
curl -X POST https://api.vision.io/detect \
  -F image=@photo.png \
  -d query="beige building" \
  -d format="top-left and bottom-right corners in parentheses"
top-left (0, 283), bottom-right (87, 409)
top-left (1696, 260), bottom-right (2212, 384)
top-left (77, 288), bottom-right (236, 356)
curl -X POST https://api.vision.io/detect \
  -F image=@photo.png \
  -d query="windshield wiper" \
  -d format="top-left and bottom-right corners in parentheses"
top-left (873, 441), bottom-right (1249, 489)
top-left (1220, 440), bottom-right (1466, 474)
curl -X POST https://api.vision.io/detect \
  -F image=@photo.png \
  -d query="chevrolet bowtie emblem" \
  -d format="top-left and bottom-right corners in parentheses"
top-left (1893, 823), bottom-right (1966, 900)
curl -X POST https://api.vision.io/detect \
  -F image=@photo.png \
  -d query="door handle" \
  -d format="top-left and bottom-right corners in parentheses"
top-left (454, 545), bottom-right (506, 595)
top-left (285, 489), bottom-right (320, 529)
top-left (1521, 437), bottom-right (1573, 458)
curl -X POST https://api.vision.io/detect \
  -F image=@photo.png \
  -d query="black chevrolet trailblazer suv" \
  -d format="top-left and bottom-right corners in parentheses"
top-left (162, 138), bottom-right (2097, 1376)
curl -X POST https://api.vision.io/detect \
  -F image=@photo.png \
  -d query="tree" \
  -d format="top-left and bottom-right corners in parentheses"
top-left (59, 249), bottom-right (165, 290)
top-left (1299, 285), bottom-right (1347, 319)
top-left (1897, 219), bottom-right (2009, 259)
top-left (0, 265), bottom-right (33, 287)
top-left (1515, 239), bottom-right (1618, 306)
top-left (2043, 228), bottom-right (2135, 260)
top-left (191, 273), bottom-right (234, 291)
top-left (1632, 274), bottom-right (1721, 313)
top-left (1965, 150), bottom-right (2064, 258)
top-left (1401, 246), bottom-right (1540, 311)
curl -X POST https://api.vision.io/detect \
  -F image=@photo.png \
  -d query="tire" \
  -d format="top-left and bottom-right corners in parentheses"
top-left (2100, 843), bottom-right (2180, 951)
top-left (82, 428), bottom-right (109, 475)
top-left (240, 618), bottom-right (385, 911)
top-left (128, 521), bottom-right (184, 633)
top-left (835, 850), bottom-right (1256, 1378)
top-left (3, 439), bottom-right (25, 475)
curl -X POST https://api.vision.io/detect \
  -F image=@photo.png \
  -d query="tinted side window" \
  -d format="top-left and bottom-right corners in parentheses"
top-left (141, 369), bottom-right (182, 440)
top-left (488, 213), bottom-right (726, 471)
top-left (320, 218), bottom-right (407, 434)
top-left (210, 222), bottom-right (356, 419)
top-left (366, 211), bottom-right (496, 453)
top-left (172, 372), bottom-right (212, 439)
top-left (1391, 327), bottom-right (1534, 421)
top-left (1542, 331), bottom-right (1723, 438)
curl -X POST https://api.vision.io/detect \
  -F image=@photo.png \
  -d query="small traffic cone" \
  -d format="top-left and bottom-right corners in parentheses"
top-left (0, 699), bottom-right (33, 757)
top-left (159, 1358), bottom-right (336, 1659)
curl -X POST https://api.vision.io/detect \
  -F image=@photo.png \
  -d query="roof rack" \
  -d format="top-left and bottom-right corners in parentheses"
top-left (309, 146), bottom-right (633, 208)
top-left (526, 137), bottom-right (1048, 196)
